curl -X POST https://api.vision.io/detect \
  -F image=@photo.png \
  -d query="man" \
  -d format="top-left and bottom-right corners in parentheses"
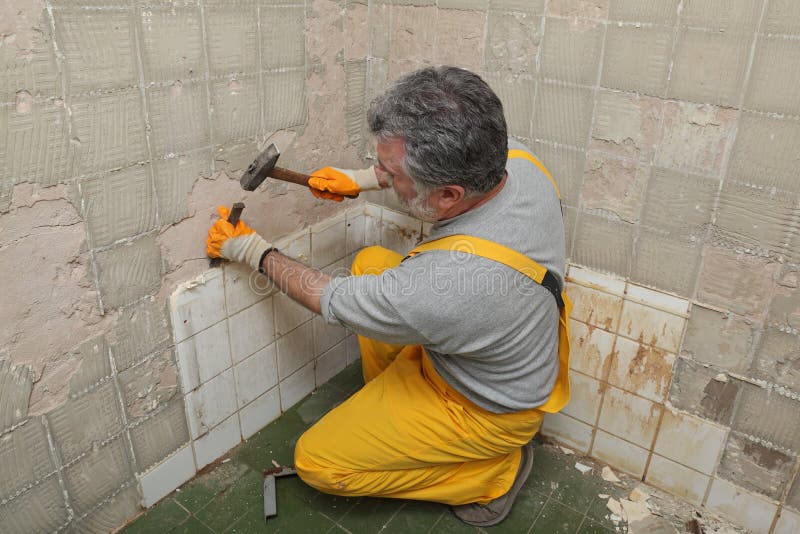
top-left (206, 66), bottom-right (571, 526)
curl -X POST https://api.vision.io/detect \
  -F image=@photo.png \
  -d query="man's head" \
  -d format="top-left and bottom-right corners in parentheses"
top-left (367, 66), bottom-right (508, 221)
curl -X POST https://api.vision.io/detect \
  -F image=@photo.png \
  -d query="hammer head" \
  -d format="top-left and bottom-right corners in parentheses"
top-left (240, 143), bottom-right (280, 191)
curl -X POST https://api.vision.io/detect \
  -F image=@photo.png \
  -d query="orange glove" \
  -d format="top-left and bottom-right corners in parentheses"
top-left (308, 167), bottom-right (381, 201)
top-left (206, 206), bottom-right (272, 270)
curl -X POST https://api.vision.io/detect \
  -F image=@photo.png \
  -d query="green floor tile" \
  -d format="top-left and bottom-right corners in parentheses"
top-left (530, 499), bottom-right (584, 533)
top-left (327, 363), bottom-right (364, 395)
top-left (429, 509), bottom-right (484, 533)
top-left (121, 499), bottom-right (189, 534)
top-left (170, 516), bottom-right (215, 533)
top-left (295, 384), bottom-right (350, 425)
top-left (550, 468), bottom-right (610, 514)
top-left (173, 461), bottom-right (251, 513)
top-left (337, 497), bottom-right (405, 532)
top-left (584, 496), bottom-right (623, 529)
top-left (381, 501), bottom-right (446, 534)
top-left (267, 490), bottom-right (339, 533)
top-left (308, 491), bottom-right (360, 523)
top-left (195, 470), bottom-right (264, 532)
top-left (484, 485), bottom-right (548, 533)
top-left (576, 518), bottom-right (614, 533)
top-left (526, 446), bottom-right (572, 497)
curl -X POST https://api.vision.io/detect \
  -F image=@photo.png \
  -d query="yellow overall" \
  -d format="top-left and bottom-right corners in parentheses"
top-left (294, 151), bottom-right (572, 505)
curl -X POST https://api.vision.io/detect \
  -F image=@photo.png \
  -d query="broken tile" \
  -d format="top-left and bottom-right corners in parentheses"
top-left (706, 478), bottom-right (779, 534)
top-left (139, 444), bottom-right (196, 507)
top-left (681, 306), bottom-right (754, 373)
top-left (718, 432), bottom-right (795, 500)
top-left (170, 270), bottom-right (226, 344)
top-left (668, 357), bottom-right (741, 426)
top-left (653, 409), bottom-right (727, 475)
top-left (597, 387), bottom-right (661, 449)
top-left (645, 455), bottom-right (710, 506)
top-left (608, 336), bottom-right (675, 402)
top-left (568, 319), bottom-right (615, 380)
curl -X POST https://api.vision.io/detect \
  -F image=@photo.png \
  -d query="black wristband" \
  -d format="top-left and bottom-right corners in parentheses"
top-left (257, 248), bottom-right (278, 274)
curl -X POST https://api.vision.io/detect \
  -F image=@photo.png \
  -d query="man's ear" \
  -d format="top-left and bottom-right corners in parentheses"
top-left (433, 185), bottom-right (466, 210)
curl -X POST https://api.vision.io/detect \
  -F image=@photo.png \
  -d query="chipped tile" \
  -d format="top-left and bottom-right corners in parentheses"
top-left (170, 269), bottom-right (226, 344)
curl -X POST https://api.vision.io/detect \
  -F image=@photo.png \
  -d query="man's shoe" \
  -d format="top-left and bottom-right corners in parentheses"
top-left (451, 443), bottom-right (534, 527)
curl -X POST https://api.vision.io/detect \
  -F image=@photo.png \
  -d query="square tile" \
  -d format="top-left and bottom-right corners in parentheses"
top-left (277, 320), bottom-right (315, 379)
top-left (597, 387), bottom-right (661, 449)
top-left (193, 413), bottom-right (241, 470)
top-left (234, 343), bottom-right (278, 408)
top-left (312, 314), bottom-right (347, 357)
top-left (346, 211), bottom-right (366, 255)
top-left (607, 336), bottom-right (675, 402)
top-left (625, 284), bottom-right (689, 316)
top-left (224, 262), bottom-right (274, 316)
top-left (645, 455), bottom-right (710, 506)
top-left (540, 412), bottom-right (593, 454)
top-left (561, 372), bottom-right (604, 425)
top-left (567, 266), bottom-right (627, 295)
top-left (569, 320), bottom-right (615, 380)
top-left (311, 214), bottom-right (347, 268)
top-left (315, 340), bottom-right (348, 386)
top-left (706, 478), bottom-right (779, 534)
top-left (170, 270), bottom-right (226, 343)
top-left (566, 282), bottom-right (624, 332)
top-left (775, 508), bottom-right (800, 534)
top-left (239, 387), bottom-right (281, 439)
top-left (185, 369), bottom-right (237, 439)
top-left (280, 361), bottom-right (315, 411)
top-left (591, 430), bottom-right (649, 478)
top-left (138, 445), bottom-right (196, 507)
top-left (618, 300), bottom-right (685, 352)
top-left (228, 298), bottom-right (275, 364)
top-left (364, 204), bottom-right (382, 246)
top-left (273, 291), bottom-right (314, 336)
top-left (176, 320), bottom-right (231, 393)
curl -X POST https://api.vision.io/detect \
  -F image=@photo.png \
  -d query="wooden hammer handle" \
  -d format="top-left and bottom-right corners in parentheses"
top-left (270, 167), bottom-right (359, 199)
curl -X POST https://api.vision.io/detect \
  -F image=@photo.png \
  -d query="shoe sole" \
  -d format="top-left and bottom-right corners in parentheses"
top-left (456, 443), bottom-right (535, 527)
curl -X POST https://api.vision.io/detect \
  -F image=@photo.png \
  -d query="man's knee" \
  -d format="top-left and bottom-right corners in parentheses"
top-left (294, 431), bottom-right (346, 494)
top-left (352, 246), bottom-right (403, 276)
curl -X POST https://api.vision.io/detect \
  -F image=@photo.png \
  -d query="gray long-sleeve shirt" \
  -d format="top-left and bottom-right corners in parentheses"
top-left (320, 139), bottom-right (565, 413)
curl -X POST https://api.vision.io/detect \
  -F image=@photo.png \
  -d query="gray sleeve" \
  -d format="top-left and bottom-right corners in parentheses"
top-left (320, 270), bottom-right (430, 346)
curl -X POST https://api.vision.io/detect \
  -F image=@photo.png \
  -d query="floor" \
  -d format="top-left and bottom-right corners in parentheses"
top-left (121, 363), bottom-right (687, 534)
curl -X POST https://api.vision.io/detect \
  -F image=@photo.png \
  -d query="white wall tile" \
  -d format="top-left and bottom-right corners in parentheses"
top-left (706, 478), bottom-right (779, 534)
top-left (540, 412), bottom-right (594, 454)
top-left (234, 343), bottom-right (278, 408)
top-left (185, 369), bottom-right (237, 439)
top-left (561, 372), bottom-right (604, 425)
top-left (626, 283), bottom-right (690, 316)
top-left (608, 336), bottom-right (675, 402)
top-left (311, 214), bottom-right (347, 268)
top-left (597, 387), bottom-right (662, 449)
top-left (567, 265), bottom-right (626, 295)
top-left (280, 361), bottom-right (315, 411)
top-left (591, 430), bottom-right (649, 478)
top-left (312, 315), bottom-right (347, 357)
top-left (138, 445), bottom-right (196, 507)
top-left (170, 270), bottom-right (226, 343)
top-left (566, 283), bottom-right (624, 332)
top-left (774, 508), bottom-right (800, 534)
top-left (193, 413), bottom-right (241, 469)
top-left (364, 204), bottom-right (382, 246)
top-left (618, 300), bottom-right (685, 352)
top-left (381, 208), bottom-right (422, 254)
top-left (273, 292), bottom-right (314, 337)
top-left (277, 320), bottom-right (315, 380)
top-left (224, 262), bottom-right (274, 316)
top-left (345, 334), bottom-right (361, 365)
top-left (228, 298), bottom-right (275, 364)
top-left (176, 320), bottom-right (231, 393)
top-left (239, 387), bottom-right (281, 439)
top-left (315, 340), bottom-right (347, 386)
top-left (653, 409), bottom-right (727, 475)
top-left (273, 228), bottom-right (311, 264)
top-left (569, 320), bottom-right (615, 380)
top-left (345, 211), bottom-right (366, 254)
top-left (645, 454), bottom-right (710, 506)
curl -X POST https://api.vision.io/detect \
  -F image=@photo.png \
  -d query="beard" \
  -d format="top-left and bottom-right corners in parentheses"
top-left (399, 187), bottom-right (438, 222)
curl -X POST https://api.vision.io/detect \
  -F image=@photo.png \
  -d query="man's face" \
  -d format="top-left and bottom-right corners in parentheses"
top-left (375, 138), bottom-right (438, 221)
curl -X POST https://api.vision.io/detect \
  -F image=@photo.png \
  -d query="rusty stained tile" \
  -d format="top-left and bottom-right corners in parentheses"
top-left (668, 357), bottom-right (741, 426)
top-left (565, 281), bottom-right (624, 332)
top-left (681, 305), bottom-right (755, 373)
top-left (608, 336), bottom-right (675, 402)
top-left (618, 299), bottom-right (685, 353)
top-left (718, 432), bottom-right (796, 500)
top-left (696, 245), bottom-right (779, 319)
top-left (568, 319), bottom-right (616, 380)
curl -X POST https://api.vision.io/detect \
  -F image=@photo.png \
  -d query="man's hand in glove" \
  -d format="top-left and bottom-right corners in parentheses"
top-left (308, 167), bottom-right (383, 202)
top-left (206, 206), bottom-right (272, 271)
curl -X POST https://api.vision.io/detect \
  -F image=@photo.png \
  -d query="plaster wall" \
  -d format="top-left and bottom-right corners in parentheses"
top-left (2, 0), bottom-right (800, 532)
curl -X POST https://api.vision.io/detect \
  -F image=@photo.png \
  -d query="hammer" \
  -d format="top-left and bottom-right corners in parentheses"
top-left (240, 143), bottom-right (358, 198)
top-left (209, 202), bottom-right (245, 268)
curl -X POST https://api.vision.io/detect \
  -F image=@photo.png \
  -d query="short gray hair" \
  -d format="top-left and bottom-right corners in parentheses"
top-left (367, 66), bottom-right (508, 196)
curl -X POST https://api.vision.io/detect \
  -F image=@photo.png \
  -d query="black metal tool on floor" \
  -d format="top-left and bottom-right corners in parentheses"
top-left (263, 464), bottom-right (298, 522)
top-left (209, 202), bottom-right (245, 268)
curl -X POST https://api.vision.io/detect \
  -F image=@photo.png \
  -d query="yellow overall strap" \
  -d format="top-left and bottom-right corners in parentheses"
top-left (407, 235), bottom-right (572, 413)
top-left (507, 149), bottom-right (561, 200)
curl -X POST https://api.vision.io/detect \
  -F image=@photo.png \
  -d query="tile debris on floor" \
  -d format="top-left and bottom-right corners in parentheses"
top-left (122, 363), bottom-right (746, 533)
